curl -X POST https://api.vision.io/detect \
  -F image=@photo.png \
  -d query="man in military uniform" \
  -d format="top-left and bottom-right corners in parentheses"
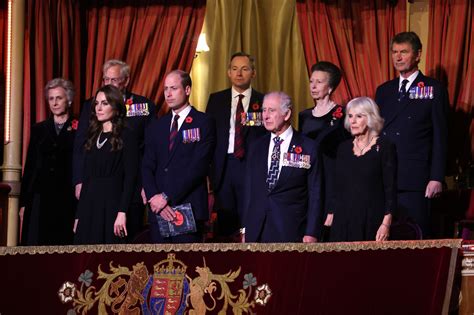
top-left (375, 32), bottom-right (448, 238)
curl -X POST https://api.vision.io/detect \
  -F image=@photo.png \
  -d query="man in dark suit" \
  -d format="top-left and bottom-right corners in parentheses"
top-left (375, 32), bottom-right (448, 238)
top-left (72, 59), bottom-right (157, 241)
top-left (142, 70), bottom-right (216, 243)
top-left (243, 92), bottom-right (321, 243)
top-left (206, 52), bottom-right (266, 239)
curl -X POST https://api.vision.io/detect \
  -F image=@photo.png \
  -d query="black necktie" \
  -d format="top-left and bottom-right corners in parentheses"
top-left (169, 114), bottom-right (180, 151)
top-left (398, 79), bottom-right (409, 101)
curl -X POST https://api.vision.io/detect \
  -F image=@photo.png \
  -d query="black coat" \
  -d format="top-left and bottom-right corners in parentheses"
top-left (20, 117), bottom-right (77, 245)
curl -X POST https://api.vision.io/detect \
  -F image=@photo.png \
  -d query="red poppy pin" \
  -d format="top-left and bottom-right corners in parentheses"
top-left (417, 82), bottom-right (425, 88)
top-left (252, 102), bottom-right (260, 111)
top-left (71, 119), bottom-right (79, 130)
top-left (185, 116), bottom-right (193, 124)
top-left (126, 98), bottom-right (133, 105)
top-left (294, 146), bottom-right (303, 154)
top-left (332, 107), bottom-right (343, 119)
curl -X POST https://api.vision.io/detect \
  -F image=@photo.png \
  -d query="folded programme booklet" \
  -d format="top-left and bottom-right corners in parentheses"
top-left (156, 203), bottom-right (197, 237)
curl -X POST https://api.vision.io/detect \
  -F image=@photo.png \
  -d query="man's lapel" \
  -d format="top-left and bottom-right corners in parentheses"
top-left (384, 75), bottom-right (410, 127)
top-left (383, 73), bottom-right (424, 128)
top-left (242, 89), bottom-right (262, 138)
top-left (166, 107), bottom-right (196, 164)
top-left (271, 132), bottom-right (299, 192)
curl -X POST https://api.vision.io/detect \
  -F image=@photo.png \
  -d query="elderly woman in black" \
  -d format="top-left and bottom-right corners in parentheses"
top-left (74, 85), bottom-right (138, 244)
top-left (330, 97), bottom-right (396, 241)
top-left (298, 61), bottom-right (348, 238)
top-left (20, 78), bottom-right (77, 245)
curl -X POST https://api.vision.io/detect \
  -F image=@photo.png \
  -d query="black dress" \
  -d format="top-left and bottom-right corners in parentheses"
top-left (20, 117), bottom-right (77, 245)
top-left (299, 105), bottom-right (349, 215)
top-left (74, 129), bottom-right (138, 244)
top-left (330, 137), bottom-right (397, 241)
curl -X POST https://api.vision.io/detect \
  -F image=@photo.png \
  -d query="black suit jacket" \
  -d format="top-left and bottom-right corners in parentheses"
top-left (243, 129), bottom-right (322, 242)
top-left (205, 88), bottom-right (265, 191)
top-left (73, 91), bottom-right (157, 186)
top-left (375, 72), bottom-right (448, 191)
top-left (142, 107), bottom-right (216, 221)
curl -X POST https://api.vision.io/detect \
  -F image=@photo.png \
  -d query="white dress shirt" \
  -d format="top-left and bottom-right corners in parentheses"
top-left (399, 70), bottom-right (420, 92)
top-left (267, 126), bottom-right (293, 179)
top-left (170, 105), bottom-right (192, 131)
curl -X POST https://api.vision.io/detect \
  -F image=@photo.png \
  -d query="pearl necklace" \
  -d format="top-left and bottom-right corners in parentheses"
top-left (96, 131), bottom-right (108, 149)
top-left (355, 136), bottom-right (374, 155)
top-left (312, 100), bottom-right (336, 117)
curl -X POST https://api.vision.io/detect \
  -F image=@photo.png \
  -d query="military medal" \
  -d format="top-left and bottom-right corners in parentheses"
top-left (241, 112), bottom-right (263, 126)
top-left (282, 152), bottom-right (311, 169)
top-left (409, 85), bottom-right (434, 100)
top-left (182, 127), bottom-right (201, 143)
top-left (126, 102), bottom-right (150, 117)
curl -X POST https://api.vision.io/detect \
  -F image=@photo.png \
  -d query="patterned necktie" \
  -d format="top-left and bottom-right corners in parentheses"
top-left (234, 94), bottom-right (245, 159)
top-left (169, 114), bottom-right (180, 151)
top-left (266, 136), bottom-right (283, 191)
top-left (398, 79), bottom-right (409, 101)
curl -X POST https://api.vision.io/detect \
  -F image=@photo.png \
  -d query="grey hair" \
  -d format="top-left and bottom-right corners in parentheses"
top-left (264, 91), bottom-right (293, 115)
top-left (44, 78), bottom-right (75, 103)
top-left (344, 97), bottom-right (384, 135)
top-left (103, 59), bottom-right (130, 78)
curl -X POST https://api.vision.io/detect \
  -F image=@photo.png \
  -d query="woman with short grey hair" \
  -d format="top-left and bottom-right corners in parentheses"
top-left (19, 78), bottom-right (78, 245)
top-left (330, 97), bottom-right (397, 242)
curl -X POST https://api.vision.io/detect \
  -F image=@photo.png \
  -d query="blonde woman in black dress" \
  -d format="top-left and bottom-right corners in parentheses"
top-left (330, 97), bottom-right (396, 241)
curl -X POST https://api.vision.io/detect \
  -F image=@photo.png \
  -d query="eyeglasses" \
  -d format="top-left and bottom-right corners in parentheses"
top-left (102, 76), bottom-right (124, 84)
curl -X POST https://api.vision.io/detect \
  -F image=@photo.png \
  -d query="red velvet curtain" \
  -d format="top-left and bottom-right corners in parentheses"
top-left (296, 0), bottom-right (406, 105)
top-left (23, 0), bottom-right (205, 163)
top-left (23, 0), bottom-right (84, 165)
top-left (83, 0), bottom-right (205, 117)
top-left (425, 0), bottom-right (473, 165)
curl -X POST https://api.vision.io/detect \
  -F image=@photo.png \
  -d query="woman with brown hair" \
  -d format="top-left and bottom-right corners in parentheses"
top-left (74, 85), bottom-right (138, 244)
top-left (298, 61), bottom-right (349, 239)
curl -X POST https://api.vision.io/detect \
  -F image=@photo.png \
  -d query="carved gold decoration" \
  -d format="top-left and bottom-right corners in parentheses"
top-left (0, 239), bottom-right (463, 256)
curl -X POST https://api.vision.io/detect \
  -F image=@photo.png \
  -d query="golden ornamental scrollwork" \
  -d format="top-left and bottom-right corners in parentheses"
top-left (0, 239), bottom-right (463, 256)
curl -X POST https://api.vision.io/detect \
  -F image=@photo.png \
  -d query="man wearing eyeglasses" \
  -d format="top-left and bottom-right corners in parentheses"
top-left (73, 59), bottom-right (158, 242)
